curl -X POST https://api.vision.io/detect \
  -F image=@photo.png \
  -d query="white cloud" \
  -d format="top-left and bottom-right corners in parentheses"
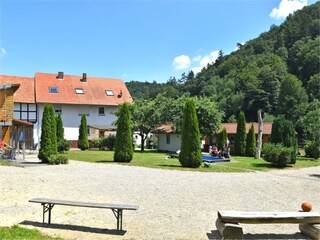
top-left (172, 55), bottom-right (191, 70)
top-left (172, 50), bottom-right (219, 74)
top-left (270, 0), bottom-right (307, 19)
top-left (0, 48), bottom-right (7, 57)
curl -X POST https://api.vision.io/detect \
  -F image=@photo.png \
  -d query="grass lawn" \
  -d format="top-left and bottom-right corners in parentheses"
top-left (67, 150), bottom-right (320, 172)
top-left (0, 225), bottom-right (63, 240)
top-left (0, 159), bottom-right (13, 166)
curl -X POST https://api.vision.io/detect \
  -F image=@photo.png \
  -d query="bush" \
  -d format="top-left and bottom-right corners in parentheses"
top-left (78, 114), bottom-right (89, 150)
top-left (100, 135), bottom-right (116, 150)
top-left (235, 111), bottom-right (246, 156)
top-left (246, 124), bottom-right (256, 157)
top-left (48, 154), bottom-right (69, 165)
top-left (38, 104), bottom-right (57, 163)
top-left (305, 140), bottom-right (320, 159)
top-left (263, 143), bottom-right (294, 167)
top-left (57, 139), bottom-right (71, 153)
top-left (89, 138), bottom-right (101, 148)
top-left (179, 98), bottom-right (202, 168)
top-left (114, 103), bottom-right (133, 162)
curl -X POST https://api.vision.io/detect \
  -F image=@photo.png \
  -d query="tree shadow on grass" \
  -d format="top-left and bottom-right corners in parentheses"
top-left (251, 162), bottom-right (292, 169)
top-left (20, 220), bottom-right (126, 236)
top-left (157, 164), bottom-right (184, 168)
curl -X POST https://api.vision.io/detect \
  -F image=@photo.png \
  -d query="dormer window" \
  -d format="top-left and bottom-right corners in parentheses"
top-left (49, 86), bottom-right (58, 93)
top-left (75, 88), bottom-right (84, 94)
top-left (105, 90), bottom-right (114, 96)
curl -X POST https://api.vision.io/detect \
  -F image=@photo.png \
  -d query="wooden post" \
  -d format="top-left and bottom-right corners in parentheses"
top-left (22, 126), bottom-right (25, 160)
top-left (255, 109), bottom-right (263, 159)
top-left (216, 219), bottom-right (243, 239)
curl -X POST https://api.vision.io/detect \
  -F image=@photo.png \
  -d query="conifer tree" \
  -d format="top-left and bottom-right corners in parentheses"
top-left (78, 114), bottom-right (89, 150)
top-left (246, 123), bottom-right (256, 157)
top-left (56, 113), bottom-right (64, 144)
top-left (218, 128), bottom-right (227, 150)
top-left (235, 111), bottom-right (247, 156)
top-left (179, 99), bottom-right (202, 168)
top-left (114, 102), bottom-right (133, 162)
top-left (38, 104), bottom-right (57, 163)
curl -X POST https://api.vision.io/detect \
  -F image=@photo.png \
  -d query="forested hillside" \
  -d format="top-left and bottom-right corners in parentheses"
top-left (126, 2), bottom-right (319, 125)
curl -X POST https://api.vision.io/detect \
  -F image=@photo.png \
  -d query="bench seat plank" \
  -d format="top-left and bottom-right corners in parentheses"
top-left (218, 210), bottom-right (320, 224)
top-left (29, 198), bottom-right (139, 210)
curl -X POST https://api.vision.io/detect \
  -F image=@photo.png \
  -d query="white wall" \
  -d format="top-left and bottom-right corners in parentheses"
top-left (157, 133), bottom-right (181, 152)
top-left (34, 103), bottom-right (118, 143)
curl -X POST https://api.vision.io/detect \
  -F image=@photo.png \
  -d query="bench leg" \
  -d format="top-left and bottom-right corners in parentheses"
top-left (112, 209), bottom-right (123, 231)
top-left (41, 203), bottom-right (54, 224)
top-left (216, 219), bottom-right (243, 239)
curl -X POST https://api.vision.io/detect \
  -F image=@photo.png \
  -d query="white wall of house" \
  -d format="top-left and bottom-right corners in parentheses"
top-left (34, 103), bottom-right (118, 143)
top-left (157, 133), bottom-right (181, 152)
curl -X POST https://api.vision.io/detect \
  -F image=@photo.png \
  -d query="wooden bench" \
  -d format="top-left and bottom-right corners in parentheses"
top-left (29, 198), bottom-right (139, 232)
top-left (216, 210), bottom-right (320, 239)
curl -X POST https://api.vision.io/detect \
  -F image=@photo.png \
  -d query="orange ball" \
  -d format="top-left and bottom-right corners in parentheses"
top-left (301, 201), bottom-right (312, 212)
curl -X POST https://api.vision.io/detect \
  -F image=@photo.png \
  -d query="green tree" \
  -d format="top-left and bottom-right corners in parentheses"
top-left (270, 117), bottom-right (297, 163)
top-left (235, 111), bottom-right (247, 156)
top-left (130, 99), bottom-right (157, 152)
top-left (78, 114), bottom-right (89, 150)
top-left (278, 74), bottom-right (308, 123)
top-left (56, 113), bottom-right (64, 145)
top-left (179, 99), bottom-right (202, 168)
top-left (38, 104), bottom-right (57, 163)
top-left (218, 128), bottom-right (227, 150)
top-left (246, 124), bottom-right (256, 157)
top-left (114, 102), bottom-right (133, 162)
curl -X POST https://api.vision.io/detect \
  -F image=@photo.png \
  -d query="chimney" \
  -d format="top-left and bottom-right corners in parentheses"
top-left (81, 73), bottom-right (87, 82)
top-left (57, 71), bottom-right (64, 80)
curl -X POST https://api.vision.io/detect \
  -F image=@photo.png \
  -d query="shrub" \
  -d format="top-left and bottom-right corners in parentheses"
top-left (305, 140), bottom-right (320, 159)
top-left (246, 124), bottom-right (256, 157)
top-left (78, 114), bottom-right (89, 150)
top-left (263, 143), bottom-right (293, 167)
top-left (100, 135), bottom-right (116, 150)
top-left (48, 154), bottom-right (69, 165)
top-left (218, 128), bottom-right (227, 150)
top-left (114, 103), bottom-right (133, 162)
top-left (179, 98), bottom-right (202, 168)
top-left (89, 138), bottom-right (101, 148)
top-left (38, 104), bottom-right (57, 163)
top-left (235, 111), bottom-right (246, 156)
top-left (57, 139), bottom-right (71, 153)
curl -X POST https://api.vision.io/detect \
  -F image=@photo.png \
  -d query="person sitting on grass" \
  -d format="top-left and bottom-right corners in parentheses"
top-left (211, 145), bottom-right (219, 156)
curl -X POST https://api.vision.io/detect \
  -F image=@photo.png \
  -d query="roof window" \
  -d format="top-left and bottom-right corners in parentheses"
top-left (49, 86), bottom-right (58, 93)
top-left (105, 90), bottom-right (114, 96)
top-left (75, 88), bottom-right (84, 94)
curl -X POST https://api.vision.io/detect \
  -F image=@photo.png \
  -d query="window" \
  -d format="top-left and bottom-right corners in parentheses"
top-left (54, 105), bottom-right (62, 115)
top-left (98, 107), bottom-right (105, 115)
top-left (49, 86), bottom-right (58, 93)
top-left (75, 88), bottom-right (84, 94)
top-left (105, 90), bottom-right (114, 96)
top-left (166, 134), bottom-right (170, 144)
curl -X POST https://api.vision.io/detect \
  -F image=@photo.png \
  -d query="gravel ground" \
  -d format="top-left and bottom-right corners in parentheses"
top-left (0, 156), bottom-right (319, 240)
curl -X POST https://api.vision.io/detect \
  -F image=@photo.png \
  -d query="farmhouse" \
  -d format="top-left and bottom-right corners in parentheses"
top-left (0, 72), bottom-right (132, 148)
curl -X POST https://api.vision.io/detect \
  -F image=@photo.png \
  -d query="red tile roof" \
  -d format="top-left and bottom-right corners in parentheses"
top-left (35, 72), bottom-right (132, 105)
top-left (0, 75), bottom-right (35, 103)
top-left (222, 122), bottom-right (272, 135)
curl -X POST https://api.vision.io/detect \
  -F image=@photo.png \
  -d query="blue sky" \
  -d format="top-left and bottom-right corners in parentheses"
top-left (0, 0), bottom-right (317, 83)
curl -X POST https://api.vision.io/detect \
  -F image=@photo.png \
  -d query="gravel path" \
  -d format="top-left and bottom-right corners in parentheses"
top-left (1, 157), bottom-right (319, 240)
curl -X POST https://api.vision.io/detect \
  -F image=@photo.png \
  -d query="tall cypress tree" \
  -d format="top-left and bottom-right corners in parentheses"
top-left (56, 113), bottom-right (64, 143)
top-left (218, 128), bottom-right (227, 150)
top-left (235, 111), bottom-right (247, 156)
top-left (38, 103), bottom-right (57, 163)
top-left (246, 123), bottom-right (256, 157)
top-left (78, 114), bottom-right (89, 150)
top-left (114, 102), bottom-right (133, 162)
top-left (179, 98), bottom-right (202, 168)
